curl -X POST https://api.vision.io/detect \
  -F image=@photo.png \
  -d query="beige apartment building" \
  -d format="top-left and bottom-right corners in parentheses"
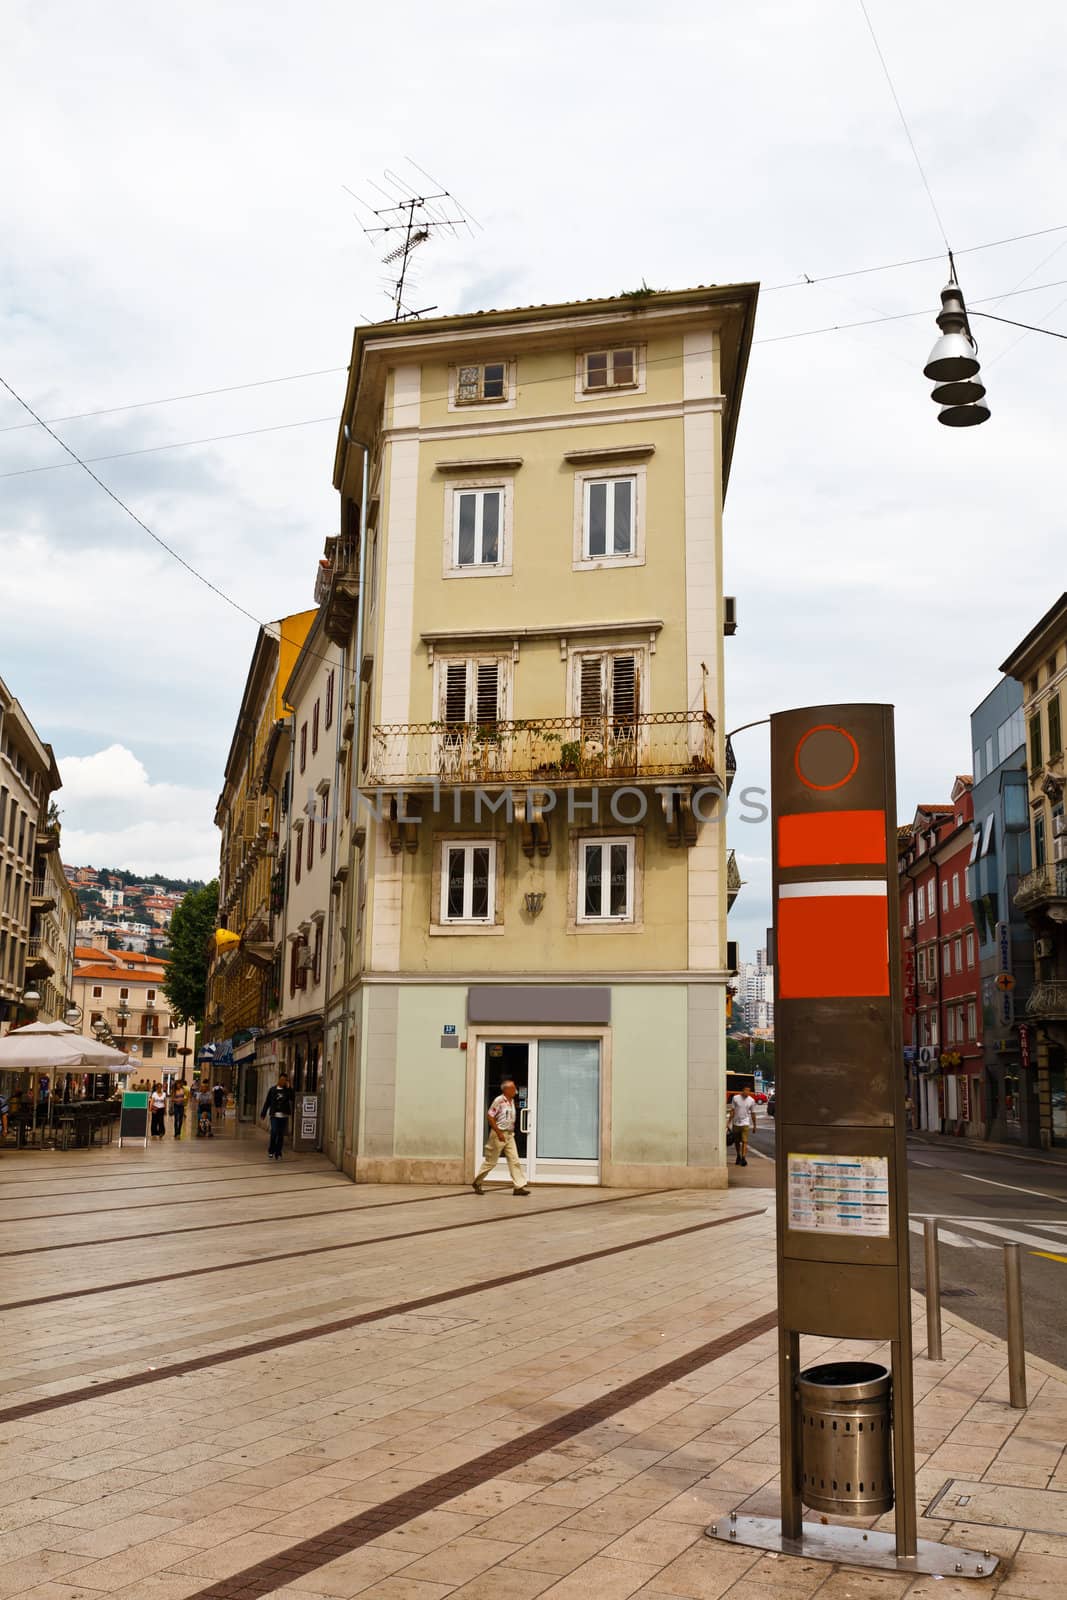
top-left (1002, 592), bottom-right (1067, 1144)
top-left (72, 944), bottom-right (185, 1075)
top-left (311, 283), bottom-right (756, 1186)
top-left (0, 675), bottom-right (75, 1029)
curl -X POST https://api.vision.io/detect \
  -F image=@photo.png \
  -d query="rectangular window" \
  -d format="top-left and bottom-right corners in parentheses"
top-left (941, 880), bottom-right (949, 913)
top-left (946, 1007), bottom-right (956, 1044)
top-left (320, 786), bottom-right (329, 854)
top-left (583, 347), bottom-right (637, 391)
top-left (441, 843), bottom-right (494, 924)
top-left (92, 985), bottom-right (102, 998)
top-left (917, 889), bottom-right (925, 923)
top-left (952, 873), bottom-right (960, 907)
top-left (576, 652), bottom-right (640, 748)
top-left (119, 986), bottom-right (129, 999)
top-left (1049, 693), bottom-right (1062, 760)
top-left (926, 881), bottom-right (935, 917)
top-left (967, 1001), bottom-right (977, 1039)
top-left (453, 487), bottom-right (503, 568)
top-left (455, 362), bottom-right (507, 404)
top-left (325, 670), bottom-right (335, 730)
top-left (294, 823), bottom-right (303, 884)
top-left (312, 699), bottom-right (320, 755)
top-left (1030, 712), bottom-right (1043, 771)
top-left (583, 475), bottom-right (635, 560)
top-left (578, 837), bottom-right (635, 923)
top-left (917, 948), bottom-right (926, 982)
top-left (306, 809), bottom-right (315, 869)
top-left (954, 937), bottom-right (963, 972)
top-left (299, 722), bottom-right (308, 773)
top-left (147, 988), bottom-right (156, 1000)
top-left (973, 746), bottom-right (983, 782)
top-left (440, 658), bottom-right (503, 732)
top-left (966, 930), bottom-right (975, 967)
top-left (942, 943), bottom-right (951, 976)
top-left (906, 891), bottom-right (914, 925)
top-left (1035, 814), bottom-right (1046, 868)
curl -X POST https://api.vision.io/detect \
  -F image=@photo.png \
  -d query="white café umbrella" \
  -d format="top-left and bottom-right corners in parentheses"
top-left (0, 1021), bottom-right (130, 1069)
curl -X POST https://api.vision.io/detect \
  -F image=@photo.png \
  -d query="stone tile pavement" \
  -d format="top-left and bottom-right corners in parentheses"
top-left (0, 1134), bottom-right (1065, 1598)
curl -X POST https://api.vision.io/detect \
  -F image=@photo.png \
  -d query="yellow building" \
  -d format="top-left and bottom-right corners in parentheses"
top-left (317, 284), bottom-right (757, 1187)
top-left (1001, 592), bottom-right (1067, 1144)
top-left (207, 610), bottom-right (315, 1107)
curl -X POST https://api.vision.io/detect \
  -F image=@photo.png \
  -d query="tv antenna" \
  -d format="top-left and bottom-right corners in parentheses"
top-left (345, 159), bottom-right (480, 322)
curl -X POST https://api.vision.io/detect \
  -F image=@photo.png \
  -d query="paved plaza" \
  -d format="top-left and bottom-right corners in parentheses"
top-left (1, 1134), bottom-right (1067, 1599)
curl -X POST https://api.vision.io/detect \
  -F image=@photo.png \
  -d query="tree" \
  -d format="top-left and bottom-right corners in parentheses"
top-left (163, 881), bottom-right (219, 1024)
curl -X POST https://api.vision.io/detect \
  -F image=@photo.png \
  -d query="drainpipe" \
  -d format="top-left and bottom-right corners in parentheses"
top-left (330, 434), bottom-right (371, 1172)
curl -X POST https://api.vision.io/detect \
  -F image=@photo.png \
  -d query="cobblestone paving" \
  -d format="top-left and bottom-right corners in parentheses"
top-left (0, 1132), bottom-right (1065, 1598)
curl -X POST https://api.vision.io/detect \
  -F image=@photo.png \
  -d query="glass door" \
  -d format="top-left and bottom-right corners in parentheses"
top-left (531, 1040), bottom-right (601, 1184)
top-left (476, 1039), bottom-right (601, 1185)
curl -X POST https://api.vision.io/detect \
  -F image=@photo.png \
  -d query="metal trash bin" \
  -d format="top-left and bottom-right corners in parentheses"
top-left (798, 1361), bottom-right (893, 1516)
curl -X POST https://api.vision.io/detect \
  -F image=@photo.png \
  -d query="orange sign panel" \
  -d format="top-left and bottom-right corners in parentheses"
top-left (777, 887), bottom-right (890, 999)
top-left (778, 809), bottom-right (887, 868)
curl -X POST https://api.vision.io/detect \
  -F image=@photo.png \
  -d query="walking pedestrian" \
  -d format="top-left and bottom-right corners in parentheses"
top-left (727, 1084), bottom-right (757, 1167)
top-left (261, 1073), bottom-right (293, 1160)
top-left (170, 1080), bottom-right (187, 1140)
top-left (196, 1083), bottom-right (214, 1137)
top-left (213, 1082), bottom-right (226, 1121)
top-left (149, 1083), bottom-right (167, 1140)
top-left (472, 1079), bottom-right (530, 1196)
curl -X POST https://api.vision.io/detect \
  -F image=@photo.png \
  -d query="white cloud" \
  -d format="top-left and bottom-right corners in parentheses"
top-left (56, 746), bottom-right (216, 881)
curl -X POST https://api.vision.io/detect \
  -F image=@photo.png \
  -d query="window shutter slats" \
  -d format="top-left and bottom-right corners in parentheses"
top-left (580, 657), bottom-right (604, 721)
top-left (610, 655), bottom-right (638, 723)
top-left (443, 662), bottom-right (468, 725)
top-left (475, 662), bottom-right (500, 726)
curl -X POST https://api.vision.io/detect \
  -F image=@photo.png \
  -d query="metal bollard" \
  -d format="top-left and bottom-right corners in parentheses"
top-left (1004, 1243), bottom-right (1027, 1410)
top-left (924, 1217), bottom-right (943, 1361)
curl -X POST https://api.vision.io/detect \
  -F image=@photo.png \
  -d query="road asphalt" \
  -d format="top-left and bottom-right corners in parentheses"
top-left (747, 1120), bottom-right (1067, 1370)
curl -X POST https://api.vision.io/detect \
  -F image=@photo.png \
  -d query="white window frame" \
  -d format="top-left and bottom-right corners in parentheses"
top-left (443, 477), bottom-right (513, 578)
top-left (917, 891), bottom-right (926, 924)
top-left (926, 881), bottom-right (935, 918)
top-left (942, 942), bottom-right (952, 976)
top-left (573, 464), bottom-right (646, 570)
top-left (952, 873), bottom-right (960, 907)
top-left (966, 930), bottom-right (975, 967)
top-left (447, 360), bottom-right (515, 412)
top-left (954, 937), bottom-right (963, 973)
top-left (966, 1000), bottom-right (978, 1039)
top-left (439, 841), bottom-right (497, 927)
top-left (941, 880), bottom-right (949, 913)
top-left (433, 653), bottom-right (511, 727)
top-left (574, 343), bottom-right (646, 402)
top-left (577, 836), bottom-right (636, 925)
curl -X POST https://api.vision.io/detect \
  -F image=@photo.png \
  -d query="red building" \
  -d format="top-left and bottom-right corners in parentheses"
top-left (899, 777), bottom-right (984, 1134)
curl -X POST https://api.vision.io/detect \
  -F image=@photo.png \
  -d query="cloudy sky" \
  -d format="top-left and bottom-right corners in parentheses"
top-left (3, 1), bottom-right (1065, 953)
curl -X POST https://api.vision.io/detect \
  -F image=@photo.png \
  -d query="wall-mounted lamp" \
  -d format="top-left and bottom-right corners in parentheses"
top-left (523, 892), bottom-right (545, 918)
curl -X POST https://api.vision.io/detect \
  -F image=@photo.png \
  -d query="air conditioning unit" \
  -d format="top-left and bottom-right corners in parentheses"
top-left (723, 596), bottom-right (737, 637)
top-left (1036, 937), bottom-right (1054, 959)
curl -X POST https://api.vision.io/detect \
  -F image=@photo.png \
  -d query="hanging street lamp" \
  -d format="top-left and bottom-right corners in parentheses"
top-left (924, 267), bottom-right (990, 427)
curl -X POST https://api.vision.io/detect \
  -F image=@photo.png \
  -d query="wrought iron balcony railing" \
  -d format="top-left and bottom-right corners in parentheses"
top-left (1014, 863), bottom-right (1067, 912)
top-left (366, 712), bottom-right (717, 787)
top-left (1026, 980), bottom-right (1067, 1021)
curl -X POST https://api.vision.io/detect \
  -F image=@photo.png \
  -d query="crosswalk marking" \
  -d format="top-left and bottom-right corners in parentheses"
top-left (944, 1217), bottom-right (1067, 1252)
top-left (908, 1219), bottom-right (995, 1250)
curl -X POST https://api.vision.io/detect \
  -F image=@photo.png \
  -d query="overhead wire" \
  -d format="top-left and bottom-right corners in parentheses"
top-left (855, 0), bottom-right (952, 252)
top-left (1, 222), bottom-right (1066, 445)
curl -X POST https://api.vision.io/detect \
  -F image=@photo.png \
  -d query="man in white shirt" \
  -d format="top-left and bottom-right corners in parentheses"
top-left (472, 1079), bottom-right (531, 1195)
top-left (728, 1089), bottom-right (757, 1167)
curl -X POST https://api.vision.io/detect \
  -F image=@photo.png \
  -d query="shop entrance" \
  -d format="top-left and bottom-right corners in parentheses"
top-left (477, 1038), bottom-right (601, 1185)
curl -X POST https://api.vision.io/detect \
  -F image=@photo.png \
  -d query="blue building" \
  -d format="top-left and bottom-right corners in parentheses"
top-left (968, 678), bottom-right (1035, 1143)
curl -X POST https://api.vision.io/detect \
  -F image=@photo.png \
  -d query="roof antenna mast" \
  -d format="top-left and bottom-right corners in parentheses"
top-left (344, 159), bottom-right (480, 322)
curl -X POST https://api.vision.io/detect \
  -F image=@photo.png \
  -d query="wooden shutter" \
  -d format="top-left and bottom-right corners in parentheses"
top-left (443, 662), bottom-right (468, 725)
top-left (243, 800), bottom-right (257, 839)
top-left (610, 654), bottom-right (639, 727)
top-left (475, 661), bottom-right (500, 726)
top-left (579, 656), bottom-right (605, 722)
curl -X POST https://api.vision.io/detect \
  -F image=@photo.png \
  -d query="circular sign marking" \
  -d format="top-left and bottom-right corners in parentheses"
top-left (995, 973), bottom-right (1016, 992)
top-left (794, 724), bottom-right (860, 791)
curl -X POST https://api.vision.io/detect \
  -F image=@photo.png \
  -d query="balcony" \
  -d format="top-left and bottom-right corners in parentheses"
top-left (1015, 863), bottom-right (1067, 919)
top-left (1026, 980), bottom-right (1067, 1022)
top-left (366, 712), bottom-right (718, 790)
top-left (25, 936), bottom-right (56, 975)
top-left (30, 878), bottom-right (57, 912)
top-left (317, 535), bottom-right (360, 645)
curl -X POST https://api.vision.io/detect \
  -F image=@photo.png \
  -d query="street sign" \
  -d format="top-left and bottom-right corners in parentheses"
top-left (995, 973), bottom-right (1016, 992)
top-left (709, 705), bottom-right (995, 1581)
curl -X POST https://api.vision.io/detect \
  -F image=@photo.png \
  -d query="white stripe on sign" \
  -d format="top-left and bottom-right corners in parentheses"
top-left (778, 879), bottom-right (888, 899)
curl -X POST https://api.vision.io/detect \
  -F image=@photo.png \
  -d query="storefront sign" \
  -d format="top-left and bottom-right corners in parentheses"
top-left (1020, 1023), bottom-right (1031, 1069)
top-left (996, 922), bottom-right (1015, 1024)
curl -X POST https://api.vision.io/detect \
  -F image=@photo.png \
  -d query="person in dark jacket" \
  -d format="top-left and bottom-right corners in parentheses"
top-left (261, 1073), bottom-right (293, 1160)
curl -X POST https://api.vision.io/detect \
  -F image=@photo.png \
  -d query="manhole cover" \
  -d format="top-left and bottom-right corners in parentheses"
top-left (940, 1287), bottom-right (977, 1298)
